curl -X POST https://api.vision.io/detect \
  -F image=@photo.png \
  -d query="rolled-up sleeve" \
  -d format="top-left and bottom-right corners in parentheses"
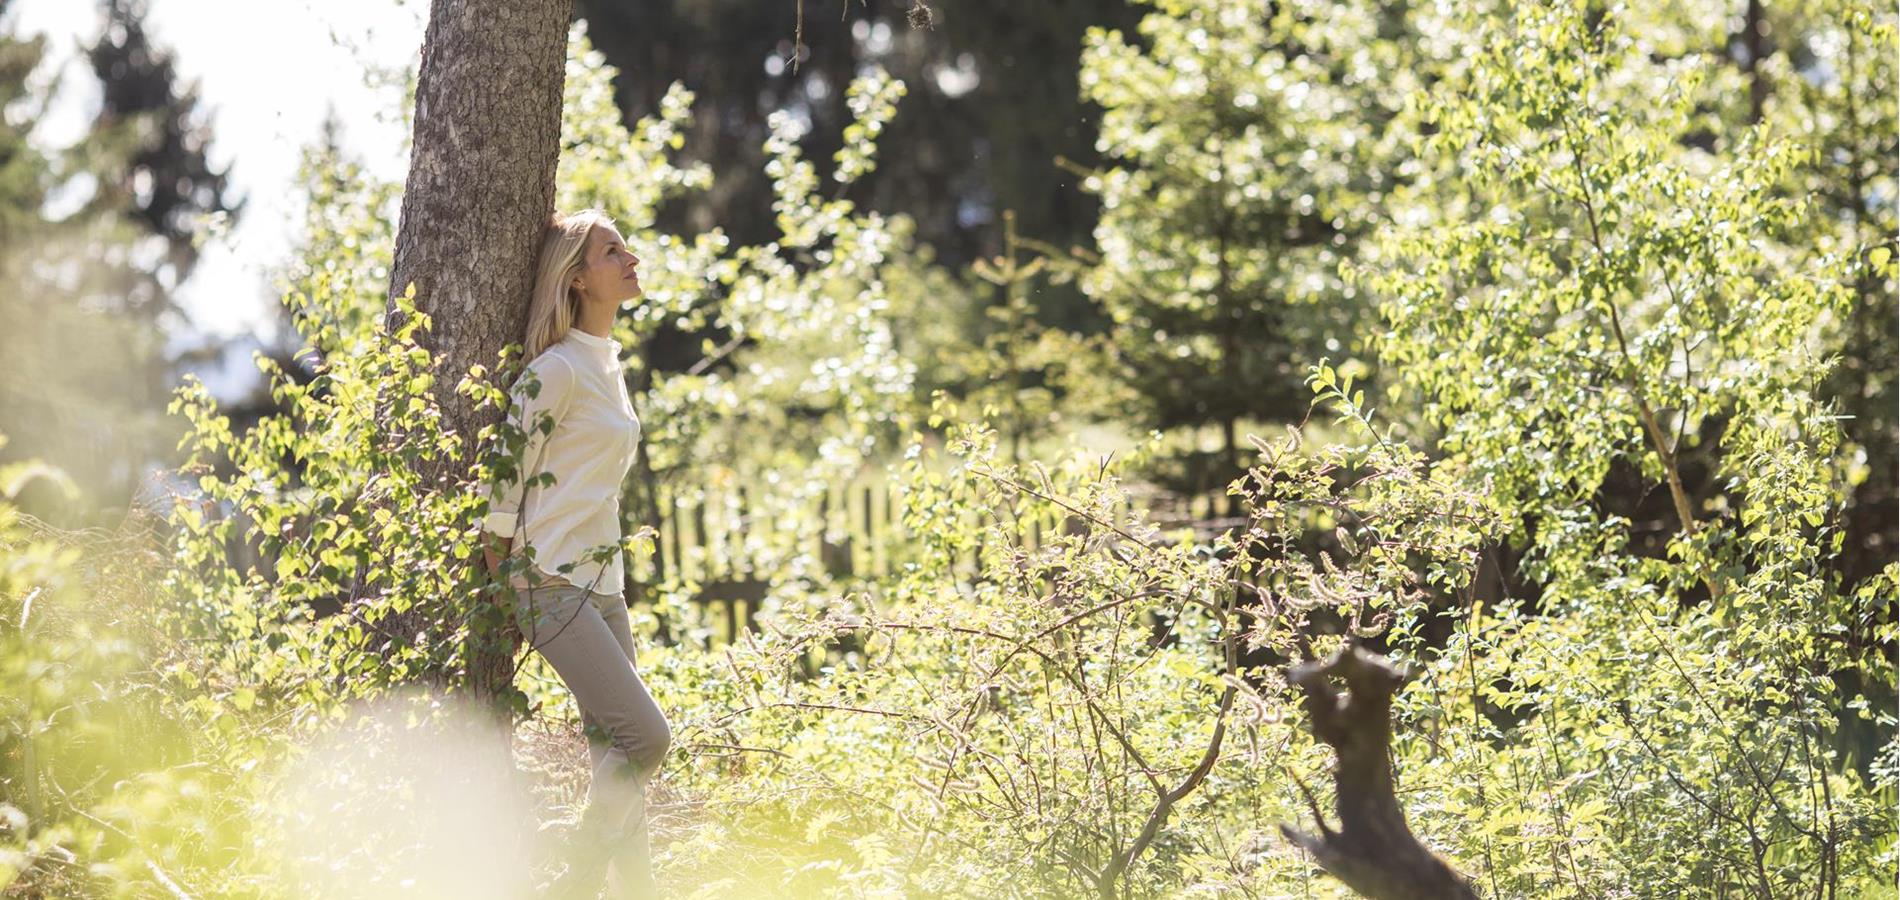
top-left (480, 354), bottom-right (576, 537)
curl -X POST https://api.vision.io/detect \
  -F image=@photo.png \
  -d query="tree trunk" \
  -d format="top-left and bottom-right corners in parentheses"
top-left (385, 0), bottom-right (572, 700)
top-left (391, 0), bottom-right (571, 437)
top-left (1739, 0), bottom-right (1766, 124)
top-left (1280, 645), bottom-right (1479, 900)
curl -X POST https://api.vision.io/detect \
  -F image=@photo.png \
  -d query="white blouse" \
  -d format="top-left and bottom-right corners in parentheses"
top-left (481, 328), bottom-right (641, 597)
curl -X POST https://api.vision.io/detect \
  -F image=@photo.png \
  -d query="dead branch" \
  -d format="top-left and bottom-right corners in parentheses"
top-left (1280, 644), bottom-right (1478, 900)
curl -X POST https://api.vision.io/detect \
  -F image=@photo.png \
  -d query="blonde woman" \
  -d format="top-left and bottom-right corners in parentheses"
top-left (480, 209), bottom-right (670, 899)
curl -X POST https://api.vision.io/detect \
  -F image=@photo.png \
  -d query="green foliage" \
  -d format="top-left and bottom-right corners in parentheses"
top-left (169, 288), bottom-right (501, 708)
top-left (624, 379), bottom-right (1501, 897)
top-left (1774, 0), bottom-right (1900, 582)
top-left (918, 210), bottom-right (1118, 463)
top-left (1354, 1), bottom-right (1897, 894)
top-left (0, 443), bottom-right (269, 897)
top-left (1078, 0), bottom-right (1402, 447)
top-left (567, 0), bottom-right (1137, 280)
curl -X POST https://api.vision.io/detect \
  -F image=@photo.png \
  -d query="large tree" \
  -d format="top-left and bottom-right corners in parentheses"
top-left (383, 0), bottom-right (571, 695)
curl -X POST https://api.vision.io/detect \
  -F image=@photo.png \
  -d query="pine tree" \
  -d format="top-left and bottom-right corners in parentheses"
top-left (1078, 0), bottom-right (1404, 484)
top-left (85, 0), bottom-right (240, 302)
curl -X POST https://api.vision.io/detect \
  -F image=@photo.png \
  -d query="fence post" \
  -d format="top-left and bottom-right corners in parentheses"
top-left (691, 501), bottom-right (707, 585)
top-left (862, 484), bottom-right (876, 577)
top-left (736, 484), bottom-right (751, 632)
top-left (820, 489), bottom-right (852, 577)
top-left (668, 490), bottom-right (683, 584)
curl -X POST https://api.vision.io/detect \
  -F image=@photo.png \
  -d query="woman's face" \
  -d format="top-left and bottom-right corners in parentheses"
top-left (573, 224), bottom-right (642, 307)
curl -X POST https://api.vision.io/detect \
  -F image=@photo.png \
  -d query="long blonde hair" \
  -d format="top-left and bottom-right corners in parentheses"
top-left (523, 208), bottom-right (615, 361)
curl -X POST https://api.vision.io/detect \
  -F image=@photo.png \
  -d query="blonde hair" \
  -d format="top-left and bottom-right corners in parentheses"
top-left (523, 208), bottom-right (616, 361)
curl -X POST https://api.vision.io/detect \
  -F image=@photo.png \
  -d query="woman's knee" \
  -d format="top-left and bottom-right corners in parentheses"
top-left (609, 708), bottom-right (670, 774)
top-left (635, 712), bottom-right (672, 773)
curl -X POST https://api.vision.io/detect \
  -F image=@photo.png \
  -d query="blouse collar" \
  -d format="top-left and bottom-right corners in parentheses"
top-left (564, 327), bottom-right (620, 356)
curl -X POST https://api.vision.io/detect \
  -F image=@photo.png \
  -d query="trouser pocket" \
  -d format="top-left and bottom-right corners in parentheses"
top-left (516, 583), bottom-right (592, 651)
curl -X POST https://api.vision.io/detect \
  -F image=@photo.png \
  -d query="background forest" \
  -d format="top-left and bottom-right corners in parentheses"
top-left (1, 0), bottom-right (1896, 897)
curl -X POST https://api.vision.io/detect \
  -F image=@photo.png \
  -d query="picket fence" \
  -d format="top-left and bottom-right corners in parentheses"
top-left (641, 479), bottom-right (1244, 645)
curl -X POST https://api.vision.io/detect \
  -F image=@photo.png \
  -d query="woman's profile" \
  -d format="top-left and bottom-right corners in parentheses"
top-left (480, 208), bottom-right (670, 899)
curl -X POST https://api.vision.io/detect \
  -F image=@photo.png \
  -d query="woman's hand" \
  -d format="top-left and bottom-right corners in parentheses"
top-left (482, 532), bottom-right (513, 580)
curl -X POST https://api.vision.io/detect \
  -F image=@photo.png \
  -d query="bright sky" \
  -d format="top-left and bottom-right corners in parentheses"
top-left (4, 0), bottom-right (426, 344)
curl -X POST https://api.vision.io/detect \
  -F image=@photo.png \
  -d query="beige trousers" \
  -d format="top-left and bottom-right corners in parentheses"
top-left (519, 582), bottom-right (672, 899)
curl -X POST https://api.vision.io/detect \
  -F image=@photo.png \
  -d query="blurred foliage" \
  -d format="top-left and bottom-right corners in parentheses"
top-left (0, 0), bottom-right (238, 525)
top-left (0, 440), bottom-right (269, 897)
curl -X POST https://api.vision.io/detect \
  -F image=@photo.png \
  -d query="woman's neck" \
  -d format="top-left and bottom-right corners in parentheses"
top-left (575, 300), bottom-right (615, 338)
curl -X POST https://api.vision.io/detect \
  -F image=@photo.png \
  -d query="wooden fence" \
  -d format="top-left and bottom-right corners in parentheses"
top-left (641, 478), bottom-right (1240, 645)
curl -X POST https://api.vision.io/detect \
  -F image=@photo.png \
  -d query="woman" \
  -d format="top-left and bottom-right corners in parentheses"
top-left (480, 209), bottom-right (671, 899)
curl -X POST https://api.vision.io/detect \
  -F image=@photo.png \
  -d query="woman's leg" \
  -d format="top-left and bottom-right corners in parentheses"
top-left (578, 593), bottom-right (642, 772)
top-left (588, 594), bottom-right (664, 898)
top-left (524, 585), bottom-right (670, 899)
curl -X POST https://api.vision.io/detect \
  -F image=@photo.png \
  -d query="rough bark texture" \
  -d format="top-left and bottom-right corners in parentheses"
top-left (1281, 645), bottom-right (1479, 900)
top-left (385, 0), bottom-right (571, 697)
top-left (392, 0), bottom-right (570, 432)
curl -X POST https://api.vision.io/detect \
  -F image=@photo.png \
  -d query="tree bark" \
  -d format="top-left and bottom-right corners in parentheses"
top-left (385, 0), bottom-right (572, 699)
top-left (1281, 645), bottom-right (1479, 900)
top-left (391, 0), bottom-right (571, 436)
